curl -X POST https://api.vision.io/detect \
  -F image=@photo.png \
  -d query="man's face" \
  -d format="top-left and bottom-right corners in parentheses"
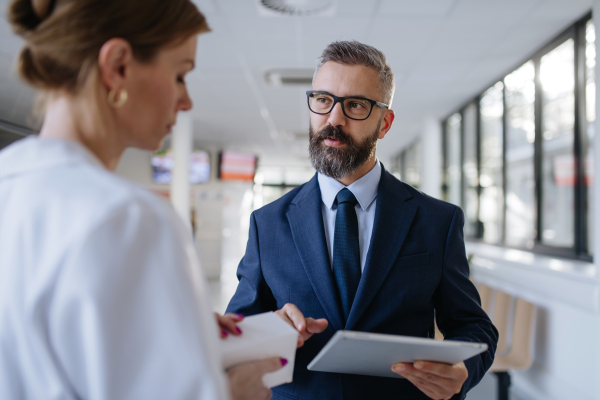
top-left (309, 61), bottom-right (391, 179)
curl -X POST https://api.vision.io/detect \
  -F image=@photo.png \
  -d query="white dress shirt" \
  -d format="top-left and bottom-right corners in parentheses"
top-left (318, 161), bottom-right (381, 272)
top-left (0, 137), bottom-right (230, 400)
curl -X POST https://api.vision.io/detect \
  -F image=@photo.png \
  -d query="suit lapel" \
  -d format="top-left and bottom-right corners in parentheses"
top-left (286, 175), bottom-right (345, 331)
top-left (346, 168), bottom-right (418, 330)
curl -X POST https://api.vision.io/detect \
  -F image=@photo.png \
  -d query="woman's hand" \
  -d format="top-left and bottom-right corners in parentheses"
top-left (227, 357), bottom-right (287, 400)
top-left (215, 312), bottom-right (244, 339)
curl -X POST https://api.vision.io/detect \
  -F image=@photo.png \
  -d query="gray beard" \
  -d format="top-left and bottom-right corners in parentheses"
top-left (308, 122), bottom-right (380, 180)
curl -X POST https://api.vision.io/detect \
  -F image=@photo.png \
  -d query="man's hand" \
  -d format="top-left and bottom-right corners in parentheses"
top-left (391, 360), bottom-right (468, 400)
top-left (275, 303), bottom-right (328, 348)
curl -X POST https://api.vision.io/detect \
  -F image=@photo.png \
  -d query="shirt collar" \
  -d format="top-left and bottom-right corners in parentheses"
top-left (318, 160), bottom-right (381, 211)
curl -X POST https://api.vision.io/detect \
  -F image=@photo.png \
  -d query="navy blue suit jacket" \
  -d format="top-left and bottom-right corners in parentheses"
top-left (226, 166), bottom-right (498, 400)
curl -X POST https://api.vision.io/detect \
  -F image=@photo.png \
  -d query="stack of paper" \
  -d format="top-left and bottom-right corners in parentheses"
top-left (221, 312), bottom-right (299, 387)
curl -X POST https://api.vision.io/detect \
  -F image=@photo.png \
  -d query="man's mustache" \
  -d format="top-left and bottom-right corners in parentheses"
top-left (314, 125), bottom-right (353, 146)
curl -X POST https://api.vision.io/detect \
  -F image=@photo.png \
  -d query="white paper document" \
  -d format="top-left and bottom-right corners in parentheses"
top-left (221, 312), bottom-right (299, 387)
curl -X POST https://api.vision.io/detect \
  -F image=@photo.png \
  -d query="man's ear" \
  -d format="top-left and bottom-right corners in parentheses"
top-left (97, 38), bottom-right (133, 91)
top-left (378, 109), bottom-right (395, 140)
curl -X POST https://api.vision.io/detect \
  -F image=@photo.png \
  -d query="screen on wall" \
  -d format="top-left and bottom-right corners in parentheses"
top-left (151, 149), bottom-right (211, 184)
top-left (219, 151), bottom-right (257, 181)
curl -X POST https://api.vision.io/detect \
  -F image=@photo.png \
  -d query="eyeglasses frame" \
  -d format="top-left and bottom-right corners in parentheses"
top-left (306, 90), bottom-right (389, 121)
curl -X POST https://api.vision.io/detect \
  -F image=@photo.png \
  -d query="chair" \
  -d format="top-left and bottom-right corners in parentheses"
top-left (490, 298), bottom-right (537, 400)
top-left (491, 290), bottom-right (513, 356)
top-left (477, 283), bottom-right (493, 315)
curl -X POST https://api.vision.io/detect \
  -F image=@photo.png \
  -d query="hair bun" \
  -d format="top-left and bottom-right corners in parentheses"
top-left (31, 0), bottom-right (55, 20)
top-left (8, 0), bottom-right (55, 34)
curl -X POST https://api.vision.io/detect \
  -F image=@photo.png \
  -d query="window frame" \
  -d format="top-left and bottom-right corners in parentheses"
top-left (441, 13), bottom-right (593, 262)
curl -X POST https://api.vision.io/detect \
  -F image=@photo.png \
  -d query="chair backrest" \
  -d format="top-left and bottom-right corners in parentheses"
top-left (507, 298), bottom-right (537, 369)
top-left (491, 290), bottom-right (513, 356)
top-left (478, 283), bottom-right (493, 315)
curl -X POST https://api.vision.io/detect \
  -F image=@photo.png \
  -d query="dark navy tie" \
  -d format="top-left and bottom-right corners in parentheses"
top-left (333, 188), bottom-right (361, 322)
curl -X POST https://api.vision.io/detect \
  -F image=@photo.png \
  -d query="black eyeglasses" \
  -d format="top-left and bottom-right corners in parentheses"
top-left (306, 91), bottom-right (389, 121)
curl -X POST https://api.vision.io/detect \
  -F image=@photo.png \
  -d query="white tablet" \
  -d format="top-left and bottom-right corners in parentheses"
top-left (307, 330), bottom-right (488, 379)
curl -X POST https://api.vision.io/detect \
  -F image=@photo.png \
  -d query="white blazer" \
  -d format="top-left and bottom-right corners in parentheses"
top-left (0, 137), bottom-right (230, 400)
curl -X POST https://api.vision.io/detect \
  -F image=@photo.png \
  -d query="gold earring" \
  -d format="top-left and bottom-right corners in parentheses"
top-left (108, 88), bottom-right (128, 108)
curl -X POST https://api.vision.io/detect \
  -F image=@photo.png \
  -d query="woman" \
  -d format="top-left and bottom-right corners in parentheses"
top-left (0, 0), bottom-right (283, 399)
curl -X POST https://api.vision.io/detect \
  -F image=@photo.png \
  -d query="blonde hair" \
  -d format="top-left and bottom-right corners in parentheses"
top-left (8, 0), bottom-right (210, 93)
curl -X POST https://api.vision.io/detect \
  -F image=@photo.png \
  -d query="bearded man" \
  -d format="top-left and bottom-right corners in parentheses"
top-left (226, 41), bottom-right (498, 400)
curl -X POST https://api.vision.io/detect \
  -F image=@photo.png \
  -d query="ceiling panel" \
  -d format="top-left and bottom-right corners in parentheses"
top-left (378, 0), bottom-right (457, 17)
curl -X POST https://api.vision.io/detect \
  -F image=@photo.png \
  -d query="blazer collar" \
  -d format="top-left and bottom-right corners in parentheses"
top-left (287, 174), bottom-right (345, 330)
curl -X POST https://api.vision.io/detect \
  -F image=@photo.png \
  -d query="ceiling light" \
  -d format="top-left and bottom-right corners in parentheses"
top-left (257, 0), bottom-right (336, 17)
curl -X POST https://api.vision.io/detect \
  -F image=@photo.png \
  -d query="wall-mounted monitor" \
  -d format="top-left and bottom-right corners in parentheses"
top-left (219, 151), bottom-right (257, 181)
top-left (151, 149), bottom-right (210, 184)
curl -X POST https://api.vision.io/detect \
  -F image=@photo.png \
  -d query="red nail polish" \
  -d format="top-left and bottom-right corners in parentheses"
top-left (236, 314), bottom-right (245, 319)
top-left (280, 358), bottom-right (288, 367)
top-left (221, 329), bottom-right (228, 337)
top-left (236, 327), bottom-right (243, 334)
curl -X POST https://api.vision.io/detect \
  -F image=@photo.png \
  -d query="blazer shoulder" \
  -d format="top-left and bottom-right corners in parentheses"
top-left (252, 179), bottom-right (313, 218)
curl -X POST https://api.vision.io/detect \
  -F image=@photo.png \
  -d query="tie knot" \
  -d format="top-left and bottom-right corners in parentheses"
top-left (336, 188), bottom-right (358, 206)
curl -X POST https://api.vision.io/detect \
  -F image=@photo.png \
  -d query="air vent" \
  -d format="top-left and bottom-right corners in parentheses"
top-left (264, 68), bottom-right (314, 86)
top-left (257, 0), bottom-right (336, 17)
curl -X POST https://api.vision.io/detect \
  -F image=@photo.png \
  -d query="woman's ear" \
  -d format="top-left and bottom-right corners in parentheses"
top-left (97, 38), bottom-right (133, 91)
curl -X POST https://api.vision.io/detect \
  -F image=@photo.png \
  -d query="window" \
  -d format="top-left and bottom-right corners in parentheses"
top-left (394, 141), bottom-right (422, 189)
top-left (463, 103), bottom-right (479, 237)
top-left (586, 20), bottom-right (595, 254)
top-left (441, 14), bottom-right (593, 260)
top-left (540, 39), bottom-right (576, 247)
top-left (479, 82), bottom-right (504, 245)
top-left (445, 113), bottom-right (462, 206)
top-left (505, 62), bottom-right (536, 248)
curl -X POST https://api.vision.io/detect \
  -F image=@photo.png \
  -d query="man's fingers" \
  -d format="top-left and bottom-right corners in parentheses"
top-left (274, 309), bottom-right (295, 328)
top-left (282, 303), bottom-right (307, 331)
top-left (402, 374), bottom-right (451, 400)
top-left (306, 318), bottom-right (328, 334)
top-left (393, 363), bottom-right (461, 398)
top-left (414, 361), bottom-right (453, 378)
top-left (256, 356), bottom-right (287, 375)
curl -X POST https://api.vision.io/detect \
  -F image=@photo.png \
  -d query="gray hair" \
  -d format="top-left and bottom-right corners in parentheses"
top-left (313, 40), bottom-right (395, 107)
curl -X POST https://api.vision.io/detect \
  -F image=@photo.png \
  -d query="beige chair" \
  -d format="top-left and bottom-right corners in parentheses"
top-left (491, 298), bottom-right (537, 400)
top-left (477, 283), bottom-right (493, 315)
top-left (491, 290), bottom-right (513, 356)
top-left (491, 298), bottom-right (536, 371)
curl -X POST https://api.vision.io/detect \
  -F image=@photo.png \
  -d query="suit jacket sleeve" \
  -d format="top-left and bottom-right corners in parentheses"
top-left (226, 212), bottom-right (277, 316)
top-left (433, 206), bottom-right (498, 400)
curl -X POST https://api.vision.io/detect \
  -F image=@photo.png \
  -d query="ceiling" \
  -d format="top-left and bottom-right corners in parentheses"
top-left (0, 0), bottom-right (593, 167)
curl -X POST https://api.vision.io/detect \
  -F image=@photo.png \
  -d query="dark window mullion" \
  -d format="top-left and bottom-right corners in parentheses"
top-left (534, 56), bottom-right (543, 244)
top-left (574, 20), bottom-right (588, 256)
top-left (476, 97), bottom-right (483, 239)
top-left (460, 108), bottom-right (466, 209)
top-left (502, 82), bottom-right (508, 245)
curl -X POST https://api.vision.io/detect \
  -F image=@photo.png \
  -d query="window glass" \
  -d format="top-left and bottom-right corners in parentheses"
top-left (404, 141), bottom-right (421, 188)
top-left (505, 61), bottom-right (536, 248)
top-left (540, 39), bottom-right (575, 247)
top-left (586, 20), bottom-right (595, 255)
top-left (479, 82), bottom-right (504, 244)
top-left (446, 113), bottom-right (462, 206)
top-left (463, 103), bottom-right (479, 237)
